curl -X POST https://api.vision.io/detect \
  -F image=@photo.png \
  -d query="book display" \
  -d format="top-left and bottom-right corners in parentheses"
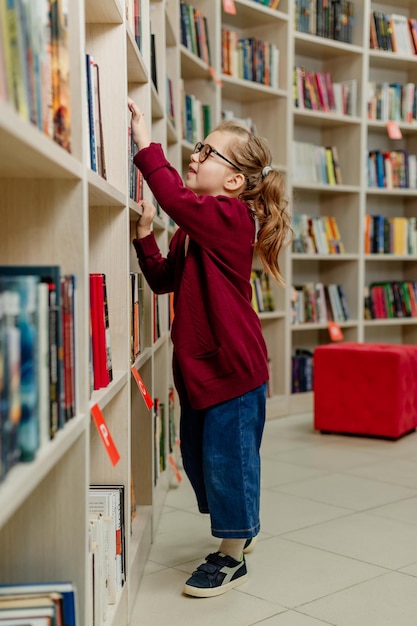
top-left (0, 0), bottom-right (176, 624)
top-left (2, 0), bottom-right (417, 623)
top-left (291, 0), bottom-right (362, 413)
top-left (290, 0), bottom-right (417, 413)
top-left (365, 1), bottom-right (417, 348)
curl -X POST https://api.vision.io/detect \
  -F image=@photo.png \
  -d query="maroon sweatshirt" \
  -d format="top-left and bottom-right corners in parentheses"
top-left (133, 143), bottom-right (268, 410)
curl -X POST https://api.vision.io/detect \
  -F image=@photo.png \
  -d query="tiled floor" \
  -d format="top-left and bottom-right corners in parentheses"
top-left (131, 413), bottom-right (417, 625)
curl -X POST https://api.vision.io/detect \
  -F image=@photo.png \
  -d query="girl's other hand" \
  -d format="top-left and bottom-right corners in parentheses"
top-left (136, 199), bottom-right (157, 239)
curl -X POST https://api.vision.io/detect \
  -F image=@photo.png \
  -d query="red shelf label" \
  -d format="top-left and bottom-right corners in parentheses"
top-left (223, 0), bottom-right (236, 14)
top-left (327, 322), bottom-right (344, 342)
top-left (131, 366), bottom-right (154, 409)
top-left (91, 403), bottom-right (121, 466)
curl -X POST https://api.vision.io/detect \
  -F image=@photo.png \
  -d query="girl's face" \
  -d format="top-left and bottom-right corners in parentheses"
top-left (185, 130), bottom-right (242, 196)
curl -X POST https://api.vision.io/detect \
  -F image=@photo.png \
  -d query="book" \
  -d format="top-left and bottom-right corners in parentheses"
top-left (0, 0), bottom-right (29, 119)
top-left (0, 618), bottom-right (52, 625)
top-left (1, 596), bottom-right (63, 622)
top-left (150, 33), bottom-right (157, 91)
top-left (0, 286), bottom-right (21, 476)
top-left (89, 273), bottom-right (112, 390)
top-left (0, 1), bottom-right (9, 102)
top-left (152, 292), bottom-right (160, 343)
top-left (37, 281), bottom-right (50, 449)
top-left (0, 275), bottom-right (39, 463)
top-left (0, 582), bottom-right (78, 626)
top-left (15, 0), bottom-right (36, 124)
top-left (85, 54), bottom-right (107, 177)
top-left (0, 292), bottom-right (4, 480)
top-left (86, 54), bottom-right (97, 172)
top-left (35, 0), bottom-right (53, 138)
top-left (91, 60), bottom-right (106, 179)
top-left (314, 282), bottom-right (328, 323)
top-left (0, 607), bottom-right (56, 622)
top-left (292, 349), bottom-right (313, 392)
top-left (90, 484), bottom-right (126, 586)
top-left (129, 272), bottom-right (143, 363)
top-left (250, 269), bottom-right (275, 312)
top-left (0, 265), bottom-right (64, 435)
top-left (88, 513), bottom-right (108, 625)
top-left (125, 0), bottom-right (142, 49)
top-left (61, 275), bottom-right (76, 421)
top-left (50, 0), bottom-right (71, 151)
top-left (89, 485), bottom-right (126, 592)
top-left (328, 216), bottom-right (345, 253)
top-left (153, 397), bottom-right (164, 481)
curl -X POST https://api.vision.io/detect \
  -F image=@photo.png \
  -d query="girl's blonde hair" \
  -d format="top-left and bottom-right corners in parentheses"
top-left (216, 120), bottom-right (293, 285)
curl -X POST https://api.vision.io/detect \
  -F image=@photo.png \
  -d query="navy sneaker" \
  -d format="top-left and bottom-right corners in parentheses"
top-left (243, 535), bottom-right (258, 554)
top-left (183, 551), bottom-right (248, 598)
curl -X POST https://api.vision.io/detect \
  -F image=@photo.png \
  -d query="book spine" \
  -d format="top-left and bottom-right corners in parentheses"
top-left (1, 288), bottom-right (22, 475)
top-left (50, 0), bottom-right (71, 151)
top-left (86, 54), bottom-right (97, 171)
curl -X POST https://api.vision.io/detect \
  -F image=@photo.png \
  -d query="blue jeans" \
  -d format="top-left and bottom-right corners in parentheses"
top-left (180, 383), bottom-right (266, 539)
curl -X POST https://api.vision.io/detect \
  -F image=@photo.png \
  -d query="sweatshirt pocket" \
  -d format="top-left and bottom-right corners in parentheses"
top-left (191, 346), bottom-right (234, 383)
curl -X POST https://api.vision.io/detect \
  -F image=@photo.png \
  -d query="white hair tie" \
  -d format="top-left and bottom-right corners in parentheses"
top-left (262, 165), bottom-right (272, 179)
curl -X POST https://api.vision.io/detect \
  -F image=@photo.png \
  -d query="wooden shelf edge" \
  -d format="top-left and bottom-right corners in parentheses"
top-left (0, 414), bottom-right (87, 528)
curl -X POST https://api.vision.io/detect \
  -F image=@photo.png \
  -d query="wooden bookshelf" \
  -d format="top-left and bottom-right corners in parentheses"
top-left (290, 0), bottom-right (417, 414)
top-left (0, 0), bottom-right (176, 623)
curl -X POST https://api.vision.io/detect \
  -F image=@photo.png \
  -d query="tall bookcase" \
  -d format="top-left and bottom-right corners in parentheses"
top-left (0, 0), bottom-right (177, 623)
top-left (3, 0), bottom-right (417, 624)
top-left (290, 0), bottom-right (417, 414)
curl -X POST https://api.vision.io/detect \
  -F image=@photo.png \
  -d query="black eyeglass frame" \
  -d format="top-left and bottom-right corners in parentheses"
top-left (193, 141), bottom-right (243, 172)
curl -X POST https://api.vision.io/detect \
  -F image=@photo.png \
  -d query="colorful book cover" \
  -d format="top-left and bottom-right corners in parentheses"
top-left (0, 284), bottom-right (21, 476)
top-left (0, 0), bottom-right (29, 118)
top-left (0, 275), bottom-right (39, 462)
top-left (50, 0), bottom-right (71, 151)
top-left (0, 265), bottom-right (64, 433)
top-left (0, 581), bottom-right (78, 626)
top-left (89, 273), bottom-right (112, 390)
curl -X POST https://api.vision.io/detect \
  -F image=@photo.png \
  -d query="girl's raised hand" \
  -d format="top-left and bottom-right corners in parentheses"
top-left (128, 97), bottom-right (151, 150)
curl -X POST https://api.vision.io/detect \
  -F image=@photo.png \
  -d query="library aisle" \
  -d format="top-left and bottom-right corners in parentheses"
top-left (132, 413), bottom-right (417, 626)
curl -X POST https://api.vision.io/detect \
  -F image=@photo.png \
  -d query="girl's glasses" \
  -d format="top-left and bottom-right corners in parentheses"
top-left (193, 142), bottom-right (242, 172)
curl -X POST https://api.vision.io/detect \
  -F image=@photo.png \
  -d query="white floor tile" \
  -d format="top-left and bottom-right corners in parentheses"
top-left (274, 473), bottom-right (417, 511)
top-left (347, 458), bottom-right (417, 490)
top-left (299, 571), bottom-right (417, 626)
top-left (275, 442), bottom-right (386, 472)
top-left (131, 567), bottom-right (286, 626)
top-left (146, 508), bottom-right (217, 568)
top-left (257, 611), bottom-right (336, 625)
top-left (260, 489), bottom-right (351, 536)
top-left (238, 536), bottom-right (384, 607)
top-left (165, 476), bottom-right (199, 511)
top-left (400, 562), bottom-right (417, 577)
top-left (282, 511), bottom-right (417, 569)
top-left (368, 496), bottom-right (417, 526)
top-left (261, 457), bottom-right (326, 489)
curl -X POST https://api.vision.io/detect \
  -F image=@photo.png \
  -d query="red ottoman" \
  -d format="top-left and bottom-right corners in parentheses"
top-left (314, 342), bottom-right (417, 439)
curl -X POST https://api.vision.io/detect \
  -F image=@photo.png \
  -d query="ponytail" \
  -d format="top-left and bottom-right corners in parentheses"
top-left (240, 167), bottom-right (292, 285)
top-left (214, 120), bottom-right (293, 285)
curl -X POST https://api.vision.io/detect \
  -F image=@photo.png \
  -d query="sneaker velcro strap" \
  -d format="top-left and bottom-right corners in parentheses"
top-left (197, 561), bottom-right (219, 575)
top-left (206, 552), bottom-right (237, 567)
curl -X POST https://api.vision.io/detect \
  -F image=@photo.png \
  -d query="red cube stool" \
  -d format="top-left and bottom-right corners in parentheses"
top-left (314, 342), bottom-right (417, 439)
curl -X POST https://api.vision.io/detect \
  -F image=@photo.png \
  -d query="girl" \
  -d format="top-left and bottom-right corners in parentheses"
top-left (128, 98), bottom-right (292, 598)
